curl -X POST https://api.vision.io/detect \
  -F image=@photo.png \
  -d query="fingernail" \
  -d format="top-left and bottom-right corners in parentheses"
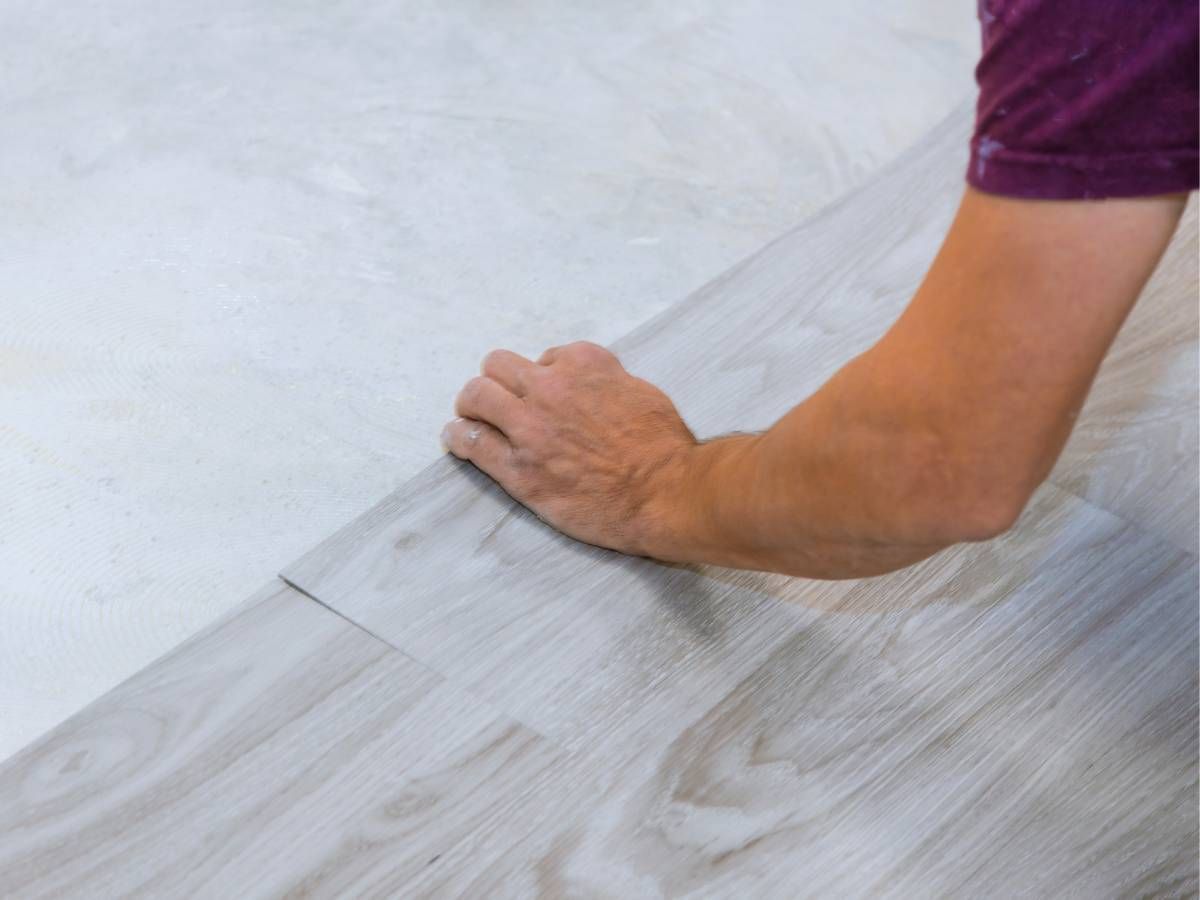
top-left (440, 423), bottom-right (453, 449)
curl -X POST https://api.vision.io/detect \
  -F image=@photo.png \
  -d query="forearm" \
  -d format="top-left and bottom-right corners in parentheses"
top-left (642, 352), bottom-right (974, 579)
top-left (636, 190), bottom-right (1187, 579)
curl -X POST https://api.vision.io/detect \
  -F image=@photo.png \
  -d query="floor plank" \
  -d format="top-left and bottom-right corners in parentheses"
top-left (469, 490), bottom-right (1198, 898)
top-left (0, 583), bottom-right (564, 899)
top-left (5, 506), bottom-right (1193, 896)
top-left (279, 475), bottom-right (1198, 896)
top-left (288, 460), bottom-right (808, 760)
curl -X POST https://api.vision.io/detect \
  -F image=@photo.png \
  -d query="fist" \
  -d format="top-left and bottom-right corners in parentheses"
top-left (442, 341), bottom-right (698, 555)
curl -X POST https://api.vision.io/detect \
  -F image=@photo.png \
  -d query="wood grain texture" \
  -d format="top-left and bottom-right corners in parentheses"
top-left (289, 480), bottom-right (1198, 895)
top-left (285, 461), bottom-right (809, 761)
top-left (4, 507), bottom-right (1194, 896)
top-left (469, 489), bottom-right (1198, 898)
top-left (0, 583), bottom-right (565, 899)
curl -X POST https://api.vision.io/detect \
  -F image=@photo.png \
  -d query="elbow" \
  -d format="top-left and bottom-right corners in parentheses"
top-left (895, 431), bottom-right (1041, 545)
top-left (947, 482), bottom-right (1032, 542)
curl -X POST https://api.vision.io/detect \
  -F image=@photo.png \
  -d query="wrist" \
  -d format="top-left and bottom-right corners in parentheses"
top-left (633, 434), bottom-right (761, 564)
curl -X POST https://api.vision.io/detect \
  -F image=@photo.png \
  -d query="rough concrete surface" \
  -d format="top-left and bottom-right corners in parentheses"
top-left (1, 1), bottom-right (977, 760)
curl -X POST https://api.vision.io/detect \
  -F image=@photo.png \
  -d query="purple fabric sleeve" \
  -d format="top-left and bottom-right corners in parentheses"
top-left (970, 0), bottom-right (1199, 199)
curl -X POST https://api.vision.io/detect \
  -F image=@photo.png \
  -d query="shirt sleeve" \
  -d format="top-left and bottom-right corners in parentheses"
top-left (969, 0), bottom-right (1199, 200)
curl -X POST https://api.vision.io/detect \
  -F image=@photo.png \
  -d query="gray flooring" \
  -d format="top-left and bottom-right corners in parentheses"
top-left (1, 0), bottom-right (980, 762)
top-left (0, 583), bottom-right (569, 897)
top-left (3, 106), bottom-right (1196, 898)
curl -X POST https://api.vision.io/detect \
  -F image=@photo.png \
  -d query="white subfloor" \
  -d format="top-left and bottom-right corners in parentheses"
top-left (1, 1), bottom-right (978, 760)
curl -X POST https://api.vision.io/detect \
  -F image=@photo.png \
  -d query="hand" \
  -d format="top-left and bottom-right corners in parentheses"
top-left (442, 341), bottom-right (700, 557)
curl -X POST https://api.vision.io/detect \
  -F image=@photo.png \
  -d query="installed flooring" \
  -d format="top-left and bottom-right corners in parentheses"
top-left (4, 493), bottom-right (1195, 897)
top-left (2, 104), bottom-right (1196, 897)
top-left (0, 583), bottom-right (568, 897)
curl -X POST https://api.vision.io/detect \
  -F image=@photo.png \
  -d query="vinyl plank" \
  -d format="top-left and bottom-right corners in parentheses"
top-left (0, 582), bottom-right (564, 899)
top-left (279, 358), bottom-right (1198, 896)
top-left (7, 502), bottom-right (1191, 897)
top-left (447, 490), bottom-right (1200, 898)
top-left (288, 460), bottom-right (808, 759)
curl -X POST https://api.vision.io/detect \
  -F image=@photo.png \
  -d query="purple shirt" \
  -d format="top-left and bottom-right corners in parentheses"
top-left (969, 0), bottom-right (1199, 199)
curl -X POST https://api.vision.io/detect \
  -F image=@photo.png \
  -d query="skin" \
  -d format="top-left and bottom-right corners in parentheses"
top-left (443, 186), bottom-right (1187, 578)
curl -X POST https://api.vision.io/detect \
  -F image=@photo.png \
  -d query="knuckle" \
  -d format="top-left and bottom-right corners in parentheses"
top-left (481, 349), bottom-right (508, 372)
top-left (463, 376), bottom-right (489, 401)
top-left (566, 340), bottom-right (611, 364)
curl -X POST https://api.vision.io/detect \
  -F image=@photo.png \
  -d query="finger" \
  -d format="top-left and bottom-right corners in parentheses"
top-left (481, 348), bottom-right (537, 396)
top-left (441, 417), bottom-right (514, 480)
top-left (536, 345), bottom-right (562, 366)
top-left (455, 376), bottom-right (524, 436)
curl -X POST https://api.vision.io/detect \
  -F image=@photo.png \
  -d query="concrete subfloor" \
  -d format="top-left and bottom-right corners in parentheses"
top-left (1, 1), bottom-right (978, 760)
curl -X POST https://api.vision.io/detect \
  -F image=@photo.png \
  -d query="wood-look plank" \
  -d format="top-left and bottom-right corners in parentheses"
top-left (277, 476), bottom-right (1198, 895)
top-left (4, 505), bottom-right (1193, 897)
top-left (466, 489), bottom-right (1198, 898)
top-left (0, 582), bottom-right (565, 899)
top-left (288, 460), bottom-right (808, 760)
